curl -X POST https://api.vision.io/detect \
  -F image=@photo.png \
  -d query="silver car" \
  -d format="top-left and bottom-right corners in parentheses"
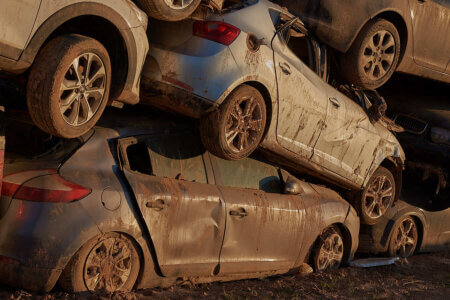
top-left (0, 0), bottom-right (149, 138)
top-left (141, 0), bottom-right (406, 225)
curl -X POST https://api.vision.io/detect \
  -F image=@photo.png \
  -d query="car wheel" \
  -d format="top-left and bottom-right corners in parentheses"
top-left (388, 216), bottom-right (418, 258)
top-left (358, 166), bottom-right (396, 225)
top-left (27, 34), bottom-right (111, 138)
top-left (135, 0), bottom-right (202, 21)
top-left (58, 232), bottom-right (140, 293)
top-left (312, 226), bottom-right (344, 271)
top-left (200, 84), bottom-right (267, 161)
top-left (340, 19), bottom-right (400, 89)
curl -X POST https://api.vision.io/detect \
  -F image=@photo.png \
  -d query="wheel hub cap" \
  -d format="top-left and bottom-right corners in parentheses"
top-left (363, 174), bottom-right (394, 219)
top-left (361, 30), bottom-right (396, 80)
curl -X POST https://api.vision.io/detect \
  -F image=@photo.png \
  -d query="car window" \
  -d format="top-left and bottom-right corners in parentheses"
top-left (215, 156), bottom-right (282, 193)
top-left (126, 134), bottom-right (208, 184)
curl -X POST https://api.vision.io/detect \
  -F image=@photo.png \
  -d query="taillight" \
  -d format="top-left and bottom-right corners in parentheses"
top-left (193, 21), bottom-right (240, 46)
top-left (1, 169), bottom-right (91, 203)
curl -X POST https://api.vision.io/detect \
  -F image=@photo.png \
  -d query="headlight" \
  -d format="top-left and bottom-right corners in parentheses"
top-left (430, 127), bottom-right (450, 146)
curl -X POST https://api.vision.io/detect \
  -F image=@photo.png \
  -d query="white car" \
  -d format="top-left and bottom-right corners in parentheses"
top-left (141, 0), bottom-right (406, 225)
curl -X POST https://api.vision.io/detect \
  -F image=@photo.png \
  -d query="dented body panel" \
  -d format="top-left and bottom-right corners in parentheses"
top-left (0, 112), bottom-right (359, 292)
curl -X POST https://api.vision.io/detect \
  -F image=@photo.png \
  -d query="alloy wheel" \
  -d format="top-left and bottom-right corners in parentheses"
top-left (225, 95), bottom-right (263, 154)
top-left (60, 53), bottom-right (106, 126)
top-left (360, 30), bottom-right (396, 81)
top-left (392, 217), bottom-right (418, 258)
top-left (84, 237), bottom-right (133, 292)
top-left (163, 0), bottom-right (195, 9)
top-left (316, 232), bottom-right (344, 271)
top-left (363, 174), bottom-right (394, 219)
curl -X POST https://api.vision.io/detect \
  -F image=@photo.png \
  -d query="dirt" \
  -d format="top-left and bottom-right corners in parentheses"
top-left (1, 250), bottom-right (448, 300)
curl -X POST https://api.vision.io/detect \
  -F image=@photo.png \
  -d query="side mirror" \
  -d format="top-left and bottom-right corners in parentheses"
top-left (284, 176), bottom-right (303, 195)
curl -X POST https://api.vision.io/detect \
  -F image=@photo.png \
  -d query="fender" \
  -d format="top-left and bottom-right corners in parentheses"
top-left (15, 2), bottom-right (139, 75)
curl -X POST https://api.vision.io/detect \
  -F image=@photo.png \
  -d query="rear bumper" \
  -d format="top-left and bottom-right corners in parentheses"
top-left (0, 262), bottom-right (62, 292)
top-left (0, 199), bottom-right (100, 291)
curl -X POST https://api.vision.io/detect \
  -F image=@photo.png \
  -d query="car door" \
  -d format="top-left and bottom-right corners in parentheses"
top-left (118, 133), bottom-right (226, 277)
top-left (408, 0), bottom-right (450, 72)
top-left (0, 0), bottom-right (41, 60)
top-left (211, 155), bottom-right (305, 274)
top-left (272, 16), bottom-right (329, 160)
top-left (311, 86), bottom-right (381, 185)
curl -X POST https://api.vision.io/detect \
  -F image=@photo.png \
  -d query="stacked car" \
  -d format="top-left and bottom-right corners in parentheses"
top-left (0, 0), bottom-right (448, 295)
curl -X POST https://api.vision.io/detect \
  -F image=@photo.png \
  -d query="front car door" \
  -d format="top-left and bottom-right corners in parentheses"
top-left (311, 87), bottom-right (381, 185)
top-left (118, 133), bottom-right (226, 277)
top-left (408, 0), bottom-right (450, 72)
top-left (211, 155), bottom-right (305, 274)
top-left (272, 13), bottom-right (329, 160)
top-left (0, 0), bottom-right (41, 60)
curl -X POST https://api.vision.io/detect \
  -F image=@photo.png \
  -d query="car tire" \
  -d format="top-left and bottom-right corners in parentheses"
top-left (357, 166), bottom-right (396, 225)
top-left (58, 232), bottom-right (141, 293)
top-left (388, 216), bottom-right (418, 258)
top-left (200, 84), bottom-right (267, 161)
top-left (340, 19), bottom-right (400, 89)
top-left (135, 0), bottom-right (201, 21)
top-left (311, 225), bottom-right (344, 272)
top-left (27, 34), bottom-right (111, 138)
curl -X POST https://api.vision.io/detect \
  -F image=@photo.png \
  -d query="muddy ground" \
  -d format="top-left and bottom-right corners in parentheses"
top-left (2, 250), bottom-right (449, 300)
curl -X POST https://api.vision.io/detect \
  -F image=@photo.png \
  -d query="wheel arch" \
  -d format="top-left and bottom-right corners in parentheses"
top-left (20, 3), bottom-right (137, 101)
top-left (242, 80), bottom-right (273, 141)
top-left (380, 156), bottom-right (403, 204)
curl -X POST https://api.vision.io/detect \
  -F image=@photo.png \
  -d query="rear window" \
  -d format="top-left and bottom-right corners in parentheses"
top-left (4, 121), bottom-right (85, 165)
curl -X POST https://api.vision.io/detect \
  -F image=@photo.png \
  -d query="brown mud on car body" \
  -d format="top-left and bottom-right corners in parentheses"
top-left (0, 107), bottom-right (359, 293)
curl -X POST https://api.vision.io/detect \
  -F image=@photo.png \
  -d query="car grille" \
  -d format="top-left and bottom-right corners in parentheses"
top-left (394, 114), bottom-right (428, 135)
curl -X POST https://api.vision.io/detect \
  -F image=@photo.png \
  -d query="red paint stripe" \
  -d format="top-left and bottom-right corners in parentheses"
top-left (162, 75), bottom-right (194, 92)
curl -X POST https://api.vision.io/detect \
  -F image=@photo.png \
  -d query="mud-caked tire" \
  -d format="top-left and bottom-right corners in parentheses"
top-left (388, 216), bottom-right (418, 258)
top-left (58, 232), bottom-right (141, 293)
top-left (27, 34), bottom-right (111, 138)
top-left (357, 166), bottom-right (396, 225)
top-left (200, 84), bottom-right (267, 161)
top-left (135, 0), bottom-right (201, 21)
top-left (340, 19), bottom-right (400, 89)
top-left (311, 226), bottom-right (344, 272)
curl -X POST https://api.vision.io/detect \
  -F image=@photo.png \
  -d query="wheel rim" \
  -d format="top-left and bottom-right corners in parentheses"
top-left (225, 95), bottom-right (263, 154)
top-left (163, 0), bottom-right (195, 9)
top-left (59, 53), bottom-right (106, 127)
top-left (84, 237), bottom-right (133, 292)
top-left (363, 174), bottom-right (394, 219)
top-left (360, 30), bottom-right (396, 81)
top-left (392, 217), bottom-right (417, 258)
top-left (317, 233), bottom-right (344, 271)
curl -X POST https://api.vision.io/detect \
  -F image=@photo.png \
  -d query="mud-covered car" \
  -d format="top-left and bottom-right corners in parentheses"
top-left (0, 0), bottom-right (149, 138)
top-left (273, 0), bottom-right (450, 89)
top-left (358, 187), bottom-right (450, 258)
top-left (0, 108), bottom-right (359, 293)
top-left (141, 0), bottom-right (405, 224)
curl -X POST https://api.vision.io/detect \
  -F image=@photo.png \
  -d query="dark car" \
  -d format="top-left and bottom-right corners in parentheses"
top-left (274, 0), bottom-right (450, 88)
top-left (358, 185), bottom-right (450, 258)
top-left (0, 108), bottom-right (359, 293)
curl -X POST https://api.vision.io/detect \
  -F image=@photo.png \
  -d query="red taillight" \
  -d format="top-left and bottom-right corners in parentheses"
top-left (193, 21), bottom-right (240, 46)
top-left (1, 169), bottom-right (91, 203)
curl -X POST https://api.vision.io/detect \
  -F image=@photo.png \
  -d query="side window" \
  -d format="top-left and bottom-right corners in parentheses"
top-left (125, 134), bottom-right (208, 184)
top-left (215, 157), bottom-right (282, 193)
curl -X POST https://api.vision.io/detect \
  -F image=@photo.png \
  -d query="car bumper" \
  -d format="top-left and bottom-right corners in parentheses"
top-left (141, 40), bottom-right (242, 115)
top-left (0, 199), bottom-right (101, 291)
top-left (344, 207), bottom-right (360, 262)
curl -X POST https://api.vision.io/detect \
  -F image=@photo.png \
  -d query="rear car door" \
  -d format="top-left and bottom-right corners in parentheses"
top-left (408, 0), bottom-right (450, 72)
top-left (272, 14), bottom-right (329, 160)
top-left (118, 133), bottom-right (226, 277)
top-left (211, 156), bottom-right (305, 274)
top-left (0, 0), bottom-right (41, 60)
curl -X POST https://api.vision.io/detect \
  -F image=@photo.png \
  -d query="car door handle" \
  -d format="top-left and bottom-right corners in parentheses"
top-left (229, 208), bottom-right (248, 218)
top-left (279, 62), bottom-right (292, 75)
top-left (329, 97), bottom-right (341, 108)
top-left (145, 199), bottom-right (166, 211)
